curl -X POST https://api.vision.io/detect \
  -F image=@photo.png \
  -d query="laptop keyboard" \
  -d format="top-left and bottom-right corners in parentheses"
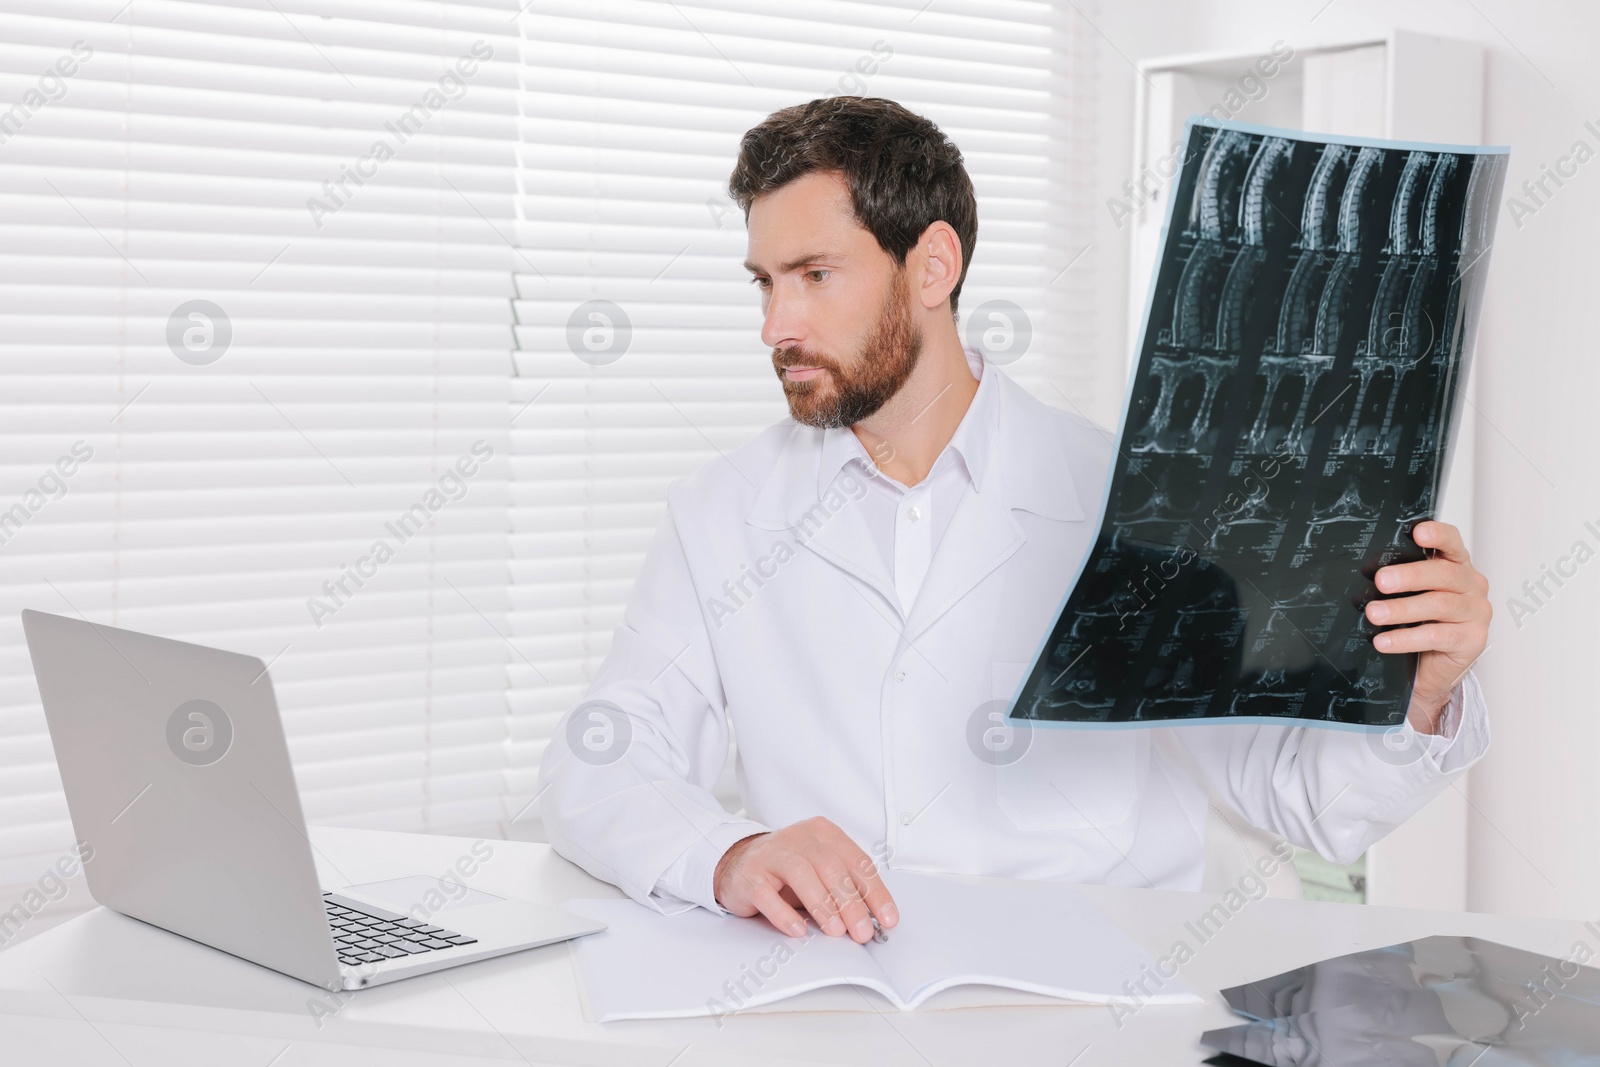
top-left (323, 891), bottom-right (478, 967)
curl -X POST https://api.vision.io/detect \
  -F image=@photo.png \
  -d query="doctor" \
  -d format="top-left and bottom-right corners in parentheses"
top-left (538, 96), bottom-right (1492, 946)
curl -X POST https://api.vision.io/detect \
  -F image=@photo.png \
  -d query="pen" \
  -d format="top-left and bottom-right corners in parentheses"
top-left (869, 916), bottom-right (889, 943)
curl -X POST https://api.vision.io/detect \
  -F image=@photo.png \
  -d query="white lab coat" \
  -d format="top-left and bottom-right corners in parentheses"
top-left (538, 363), bottom-right (1489, 915)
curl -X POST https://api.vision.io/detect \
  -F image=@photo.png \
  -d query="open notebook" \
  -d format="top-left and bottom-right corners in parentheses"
top-left (565, 869), bottom-right (1200, 1021)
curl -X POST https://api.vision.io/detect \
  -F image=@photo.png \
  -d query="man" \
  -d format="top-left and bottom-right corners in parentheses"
top-left (538, 97), bottom-right (1491, 946)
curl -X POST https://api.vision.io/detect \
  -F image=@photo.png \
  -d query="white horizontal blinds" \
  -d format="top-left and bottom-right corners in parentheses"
top-left (0, 0), bottom-right (527, 884)
top-left (505, 1), bottom-right (1101, 817)
top-left (1036, 1), bottom-right (1102, 418)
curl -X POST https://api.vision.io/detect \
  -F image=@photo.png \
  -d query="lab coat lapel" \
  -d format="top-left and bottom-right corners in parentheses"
top-left (746, 423), bottom-right (900, 612)
top-left (792, 494), bottom-right (900, 612)
top-left (746, 371), bottom-right (1090, 633)
top-left (901, 371), bottom-right (1089, 645)
top-left (901, 473), bottom-right (1024, 645)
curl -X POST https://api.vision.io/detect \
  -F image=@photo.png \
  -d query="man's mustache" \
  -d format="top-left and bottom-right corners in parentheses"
top-left (772, 349), bottom-right (843, 373)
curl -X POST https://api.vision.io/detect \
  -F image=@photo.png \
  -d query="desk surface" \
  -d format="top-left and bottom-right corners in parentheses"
top-left (0, 826), bottom-right (1590, 1066)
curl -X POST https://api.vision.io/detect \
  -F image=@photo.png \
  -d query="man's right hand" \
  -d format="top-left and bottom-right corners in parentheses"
top-left (713, 816), bottom-right (898, 943)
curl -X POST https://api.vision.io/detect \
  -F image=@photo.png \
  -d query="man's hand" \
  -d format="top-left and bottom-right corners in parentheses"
top-left (1366, 520), bottom-right (1491, 734)
top-left (713, 817), bottom-right (898, 943)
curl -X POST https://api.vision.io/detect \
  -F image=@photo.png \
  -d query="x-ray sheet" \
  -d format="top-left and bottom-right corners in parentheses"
top-left (1201, 934), bottom-right (1600, 1066)
top-left (1011, 119), bottom-right (1506, 728)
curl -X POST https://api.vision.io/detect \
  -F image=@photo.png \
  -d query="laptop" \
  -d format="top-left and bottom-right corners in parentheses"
top-left (20, 608), bottom-right (605, 992)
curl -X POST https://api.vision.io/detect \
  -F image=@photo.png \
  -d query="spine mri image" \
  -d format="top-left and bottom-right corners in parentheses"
top-left (1012, 120), bottom-right (1506, 728)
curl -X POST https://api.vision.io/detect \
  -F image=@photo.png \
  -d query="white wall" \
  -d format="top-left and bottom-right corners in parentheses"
top-left (1081, 0), bottom-right (1600, 920)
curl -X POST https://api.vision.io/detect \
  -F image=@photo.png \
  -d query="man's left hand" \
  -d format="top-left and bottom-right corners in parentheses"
top-left (1366, 520), bottom-right (1491, 735)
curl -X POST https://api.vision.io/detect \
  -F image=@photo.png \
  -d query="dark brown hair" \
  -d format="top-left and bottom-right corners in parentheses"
top-left (728, 96), bottom-right (978, 319)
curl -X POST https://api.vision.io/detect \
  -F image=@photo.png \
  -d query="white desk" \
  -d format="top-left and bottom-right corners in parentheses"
top-left (0, 826), bottom-right (1590, 1066)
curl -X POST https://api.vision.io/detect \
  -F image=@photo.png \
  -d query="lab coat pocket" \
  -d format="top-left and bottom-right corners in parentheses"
top-left (990, 660), bottom-right (1148, 832)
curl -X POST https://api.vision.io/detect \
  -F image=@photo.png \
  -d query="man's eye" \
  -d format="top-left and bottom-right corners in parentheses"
top-left (806, 270), bottom-right (829, 283)
top-left (750, 277), bottom-right (770, 289)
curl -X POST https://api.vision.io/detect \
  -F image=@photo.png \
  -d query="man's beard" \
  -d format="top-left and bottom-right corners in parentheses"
top-left (771, 267), bottom-right (923, 430)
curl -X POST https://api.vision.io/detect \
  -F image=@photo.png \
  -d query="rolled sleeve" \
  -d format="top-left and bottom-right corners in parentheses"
top-left (1405, 669), bottom-right (1490, 775)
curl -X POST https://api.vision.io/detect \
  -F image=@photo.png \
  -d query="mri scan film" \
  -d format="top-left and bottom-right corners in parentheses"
top-left (1011, 119), bottom-right (1506, 729)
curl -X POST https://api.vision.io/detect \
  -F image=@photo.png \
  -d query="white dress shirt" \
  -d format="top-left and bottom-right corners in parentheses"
top-left (539, 346), bottom-right (1488, 916)
top-left (837, 375), bottom-right (987, 616)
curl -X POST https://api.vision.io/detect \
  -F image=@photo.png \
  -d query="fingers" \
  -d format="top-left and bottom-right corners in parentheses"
top-left (1366, 525), bottom-right (1492, 664)
top-left (818, 859), bottom-right (875, 943)
top-left (1366, 589), bottom-right (1487, 628)
top-left (800, 830), bottom-right (877, 943)
top-left (814, 821), bottom-right (898, 941)
top-left (1412, 520), bottom-right (1470, 564)
top-left (778, 857), bottom-right (847, 938)
top-left (744, 877), bottom-right (811, 939)
top-left (718, 818), bottom-right (899, 943)
top-left (718, 837), bottom-right (847, 940)
top-left (1373, 520), bottom-right (1480, 598)
top-left (850, 851), bottom-right (899, 930)
top-left (1373, 621), bottom-right (1481, 656)
top-left (1374, 557), bottom-right (1487, 597)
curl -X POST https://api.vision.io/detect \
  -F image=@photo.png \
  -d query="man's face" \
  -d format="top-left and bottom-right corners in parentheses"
top-left (743, 171), bottom-right (923, 429)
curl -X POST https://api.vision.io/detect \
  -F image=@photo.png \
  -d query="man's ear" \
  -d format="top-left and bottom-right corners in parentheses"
top-left (913, 221), bottom-right (962, 311)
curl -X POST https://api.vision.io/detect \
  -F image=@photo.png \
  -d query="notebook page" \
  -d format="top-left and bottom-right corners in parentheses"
top-left (565, 897), bottom-right (900, 1021)
top-left (866, 871), bottom-right (1201, 1008)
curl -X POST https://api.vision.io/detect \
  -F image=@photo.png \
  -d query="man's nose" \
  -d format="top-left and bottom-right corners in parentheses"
top-left (760, 285), bottom-right (804, 352)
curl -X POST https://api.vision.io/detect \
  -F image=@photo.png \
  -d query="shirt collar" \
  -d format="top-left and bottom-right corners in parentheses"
top-left (816, 344), bottom-right (996, 496)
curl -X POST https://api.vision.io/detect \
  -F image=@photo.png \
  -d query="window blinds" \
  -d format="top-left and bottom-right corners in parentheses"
top-left (0, 0), bottom-right (1101, 884)
top-left (0, 0), bottom-right (525, 885)
top-left (504, 1), bottom-right (1101, 823)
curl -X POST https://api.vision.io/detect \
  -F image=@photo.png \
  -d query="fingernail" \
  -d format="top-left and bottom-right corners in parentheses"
top-left (853, 920), bottom-right (873, 942)
top-left (789, 921), bottom-right (806, 937)
top-left (825, 916), bottom-right (844, 936)
top-left (1375, 634), bottom-right (1391, 651)
top-left (1368, 602), bottom-right (1387, 622)
top-left (881, 903), bottom-right (899, 925)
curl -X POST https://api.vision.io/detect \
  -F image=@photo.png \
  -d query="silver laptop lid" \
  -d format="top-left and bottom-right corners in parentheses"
top-left (21, 608), bottom-right (341, 990)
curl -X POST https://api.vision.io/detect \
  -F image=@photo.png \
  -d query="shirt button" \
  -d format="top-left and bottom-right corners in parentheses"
top-left (893, 669), bottom-right (906, 683)
top-left (907, 506), bottom-right (922, 522)
top-left (900, 812), bottom-right (913, 825)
